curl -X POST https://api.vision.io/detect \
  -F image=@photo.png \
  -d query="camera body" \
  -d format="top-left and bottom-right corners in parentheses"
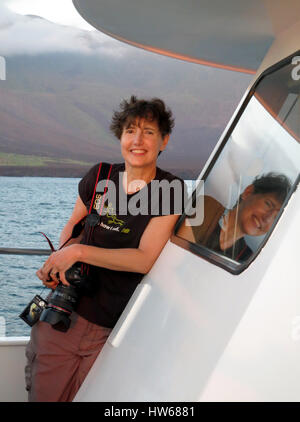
top-left (65, 262), bottom-right (88, 289)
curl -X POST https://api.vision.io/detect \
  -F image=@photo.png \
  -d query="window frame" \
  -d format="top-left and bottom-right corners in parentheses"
top-left (171, 50), bottom-right (300, 275)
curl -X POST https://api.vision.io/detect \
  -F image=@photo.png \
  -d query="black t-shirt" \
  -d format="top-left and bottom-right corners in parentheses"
top-left (76, 162), bottom-right (184, 328)
top-left (205, 223), bottom-right (252, 262)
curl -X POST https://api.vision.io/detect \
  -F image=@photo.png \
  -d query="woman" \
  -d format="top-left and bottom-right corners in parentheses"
top-left (25, 96), bottom-right (183, 401)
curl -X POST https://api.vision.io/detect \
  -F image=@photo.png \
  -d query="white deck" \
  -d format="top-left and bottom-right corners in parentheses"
top-left (0, 337), bottom-right (29, 402)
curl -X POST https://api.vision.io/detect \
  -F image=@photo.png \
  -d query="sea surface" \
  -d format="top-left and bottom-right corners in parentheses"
top-left (0, 177), bottom-right (80, 337)
top-left (0, 176), bottom-right (193, 337)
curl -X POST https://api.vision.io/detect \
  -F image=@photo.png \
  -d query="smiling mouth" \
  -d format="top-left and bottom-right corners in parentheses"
top-left (130, 149), bottom-right (147, 155)
top-left (253, 215), bottom-right (262, 230)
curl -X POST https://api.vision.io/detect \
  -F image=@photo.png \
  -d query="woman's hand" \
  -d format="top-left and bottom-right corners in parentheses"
top-left (36, 244), bottom-right (82, 287)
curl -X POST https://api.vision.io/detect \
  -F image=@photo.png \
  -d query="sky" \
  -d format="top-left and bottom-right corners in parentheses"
top-left (4, 0), bottom-right (94, 30)
top-left (0, 0), bottom-right (128, 57)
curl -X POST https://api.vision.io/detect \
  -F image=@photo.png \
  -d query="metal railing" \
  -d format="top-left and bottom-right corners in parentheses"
top-left (0, 248), bottom-right (51, 256)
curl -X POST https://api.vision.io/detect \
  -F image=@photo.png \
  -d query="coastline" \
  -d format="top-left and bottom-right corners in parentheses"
top-left (0, 165), bottom-right (92, 178)
top-left (0, 165), bottom-right (199, 179)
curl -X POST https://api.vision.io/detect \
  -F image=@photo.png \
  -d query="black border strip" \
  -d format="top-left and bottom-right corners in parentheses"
top-left (171, 49), bottom-right (300, 275)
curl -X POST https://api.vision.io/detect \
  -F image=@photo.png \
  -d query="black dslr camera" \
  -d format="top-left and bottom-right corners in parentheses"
top-left (20, 262), bottom-right (90, 332)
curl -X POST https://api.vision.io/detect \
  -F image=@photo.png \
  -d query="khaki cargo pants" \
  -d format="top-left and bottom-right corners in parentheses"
top-left (25, 312), bottom-right (111, 402)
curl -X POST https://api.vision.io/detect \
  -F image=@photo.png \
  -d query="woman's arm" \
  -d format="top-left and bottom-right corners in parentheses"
top-left (37, 202), bottom-right (179, 285)
top-left (77, 213), bottom-right (179, 273)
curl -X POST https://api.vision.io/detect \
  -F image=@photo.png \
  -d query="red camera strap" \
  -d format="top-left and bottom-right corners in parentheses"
top-left (85, 163), bottom-right (112, 246)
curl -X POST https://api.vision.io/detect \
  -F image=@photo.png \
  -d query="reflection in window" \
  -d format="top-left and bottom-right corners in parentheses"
top-left (176, 56), bottom-right (300, 269)
top-left (179, 173), bottom-right (291, 262)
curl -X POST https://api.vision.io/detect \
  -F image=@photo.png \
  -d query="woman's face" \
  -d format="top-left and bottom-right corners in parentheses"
top-left (238, 186), bottom-right (282, 236)
top-left (120, 117), bottom-right (169, 170)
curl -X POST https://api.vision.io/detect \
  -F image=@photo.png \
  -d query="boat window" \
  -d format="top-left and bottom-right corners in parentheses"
top-left (173, 52), bottom-right (300, 274)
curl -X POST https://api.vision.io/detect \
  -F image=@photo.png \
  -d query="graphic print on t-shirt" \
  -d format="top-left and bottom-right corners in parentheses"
top-left (93, 194), bottom-right (129, 234)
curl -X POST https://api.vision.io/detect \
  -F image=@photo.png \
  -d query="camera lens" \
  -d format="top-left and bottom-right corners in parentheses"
top-left (40, 284), bottom-right (79, 332)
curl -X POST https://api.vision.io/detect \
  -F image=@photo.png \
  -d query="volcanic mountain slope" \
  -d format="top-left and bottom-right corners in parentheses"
top-left (0, 12), bottom-right (252, 177)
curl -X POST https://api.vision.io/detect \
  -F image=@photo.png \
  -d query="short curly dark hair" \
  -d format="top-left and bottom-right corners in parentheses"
top-left (252, 172), bottom-right (292, 204)
top-left (110, 95), bottom-right (175, 139)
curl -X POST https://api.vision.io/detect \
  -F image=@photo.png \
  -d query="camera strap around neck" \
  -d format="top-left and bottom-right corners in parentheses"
top-left (84, 162), bottom-right (112, 246)
top-left (40, 162), bottom-right (113, 252)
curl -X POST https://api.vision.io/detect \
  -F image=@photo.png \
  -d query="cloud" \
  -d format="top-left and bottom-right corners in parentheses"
top-left (4, 0), bottom-right (95, 31)
top-left (0, 4), bottom-right (128, 57)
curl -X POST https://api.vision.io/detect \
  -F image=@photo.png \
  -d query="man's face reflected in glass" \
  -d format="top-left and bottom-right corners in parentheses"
top-left (238, 185), bottom-right (282, 237)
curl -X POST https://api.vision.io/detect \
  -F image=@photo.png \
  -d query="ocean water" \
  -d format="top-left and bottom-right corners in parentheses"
top-left (0, 176), bottom-right (194, 337)
top-left (0, 177), bottom-right (80, 337)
